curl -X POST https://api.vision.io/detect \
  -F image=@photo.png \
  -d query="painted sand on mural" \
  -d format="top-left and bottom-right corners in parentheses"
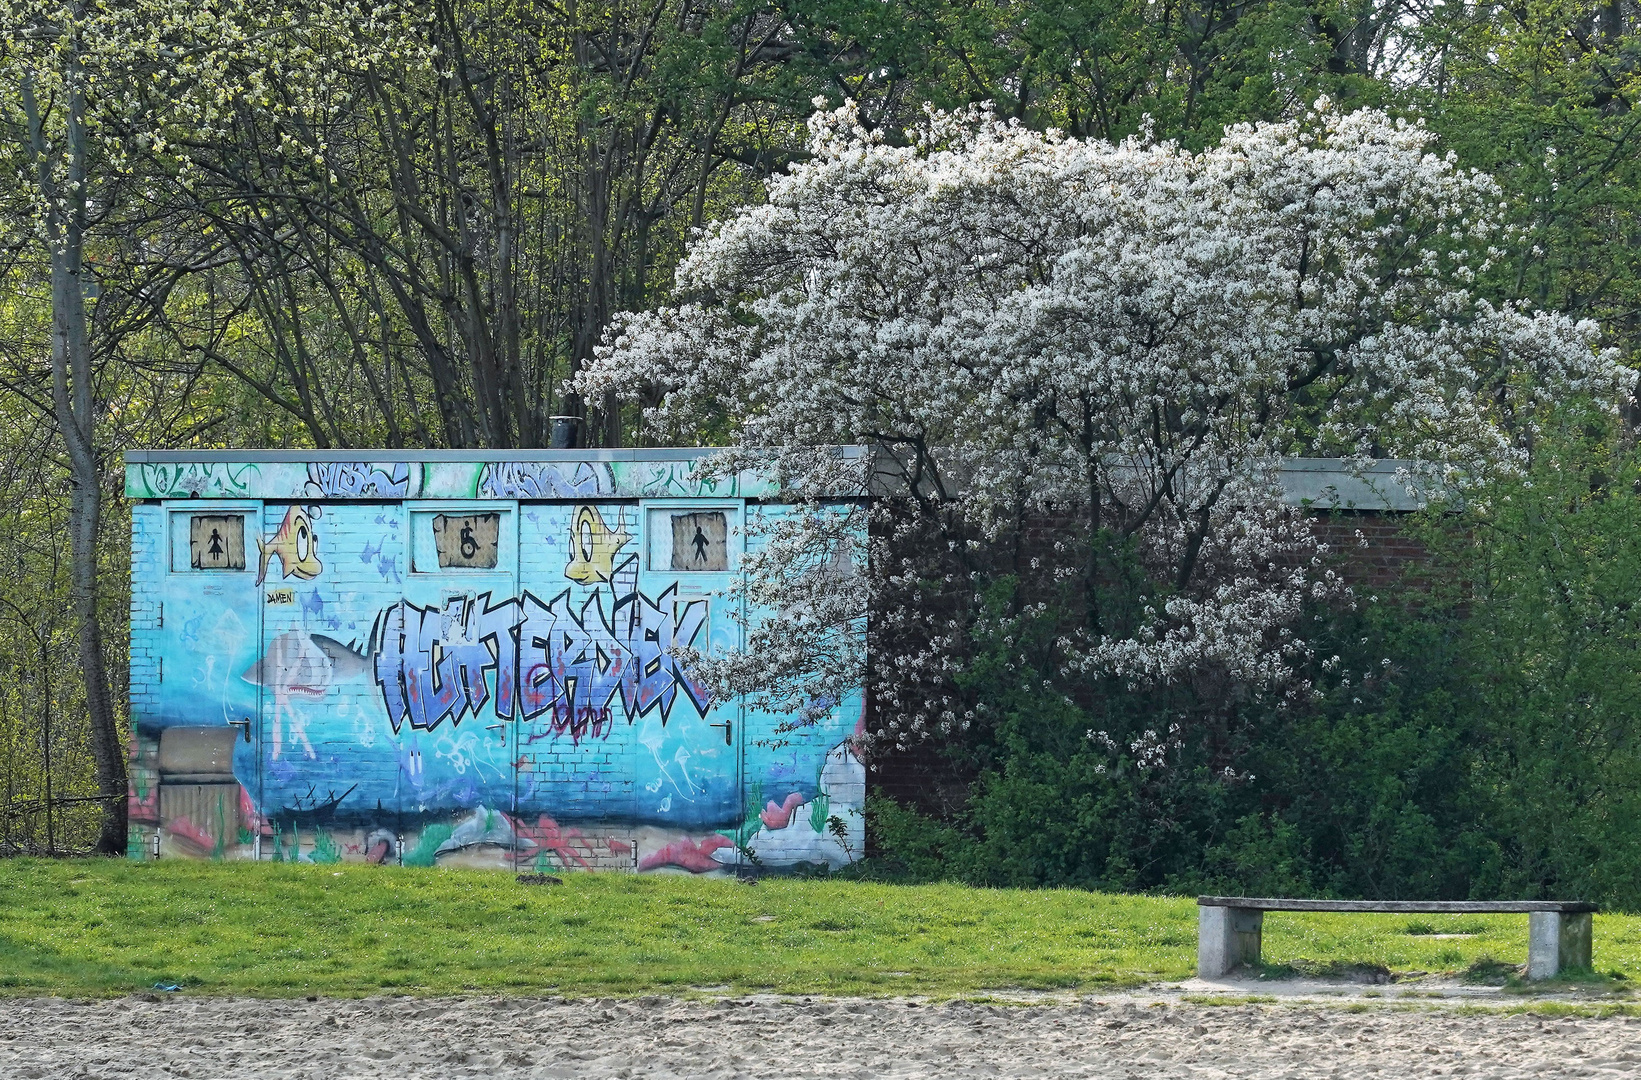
top-left (3, 994), bottom-right (1635, 1079)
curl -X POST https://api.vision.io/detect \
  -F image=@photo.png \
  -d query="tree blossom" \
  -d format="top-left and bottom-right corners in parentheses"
top-left (580, 98), bottom-right (1633, 746)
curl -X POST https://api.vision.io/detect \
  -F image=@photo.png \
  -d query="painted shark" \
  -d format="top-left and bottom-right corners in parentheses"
top-left (241, 631), bottom-right (371, 759)
top-left (242, 631), bottom-right (371, 697)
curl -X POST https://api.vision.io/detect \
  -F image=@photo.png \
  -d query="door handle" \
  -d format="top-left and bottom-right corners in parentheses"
top-left (708, 719), bottom-right (732, 746)
top-left (229, 718), bottom-right (252, 744)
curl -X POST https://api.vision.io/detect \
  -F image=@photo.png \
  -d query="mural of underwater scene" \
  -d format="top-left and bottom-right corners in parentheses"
top-left (127, 460), bottom-right (864, 874)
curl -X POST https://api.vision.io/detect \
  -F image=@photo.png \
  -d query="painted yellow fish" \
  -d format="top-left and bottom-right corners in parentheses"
top-left (564, 504), bottom-right (632, 584)
top-left (256, 505), bottom-right (322, 585)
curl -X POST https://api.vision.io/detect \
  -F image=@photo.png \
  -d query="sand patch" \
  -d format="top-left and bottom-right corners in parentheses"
top-left (2, 992), bottom-right (1636, 1078)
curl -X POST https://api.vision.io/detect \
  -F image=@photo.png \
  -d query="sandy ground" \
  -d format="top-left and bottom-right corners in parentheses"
top-left (2, 989), bottom-right (1639, 1079)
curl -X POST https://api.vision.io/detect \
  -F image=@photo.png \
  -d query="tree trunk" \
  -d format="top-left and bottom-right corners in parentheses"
top-left (34, 44), bottom-right (127, 855)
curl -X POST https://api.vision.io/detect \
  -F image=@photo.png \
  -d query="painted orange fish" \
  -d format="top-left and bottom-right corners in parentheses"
top-left (256, 505), bottom-right (322, 585)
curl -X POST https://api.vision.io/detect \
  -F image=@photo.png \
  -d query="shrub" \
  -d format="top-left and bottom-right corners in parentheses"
top-left (870, 408), bottom-right (1641, 908)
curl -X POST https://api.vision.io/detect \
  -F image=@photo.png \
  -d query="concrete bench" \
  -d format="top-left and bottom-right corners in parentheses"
top-left (1197, 896), bottom-right (1598, 981)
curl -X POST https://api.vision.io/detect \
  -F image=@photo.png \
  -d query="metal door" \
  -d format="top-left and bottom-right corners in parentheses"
top-left (629, 499), bottom-right (743, 873)
top-left (509, 501), bottom-right (650, 871)
top-left (256, 500), bottom-right (409, 863)
top-left (393, 501), bottom-right (520, 867)
top-left (146, 500), bottom-right (262, 860)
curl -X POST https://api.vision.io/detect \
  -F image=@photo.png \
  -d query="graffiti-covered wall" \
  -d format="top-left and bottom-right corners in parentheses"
top-left (126, 452), bottom-right (866, 872)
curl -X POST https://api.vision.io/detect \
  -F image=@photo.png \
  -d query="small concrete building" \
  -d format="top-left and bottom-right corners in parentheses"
top-left (124, 450), bottom-right (866, 871)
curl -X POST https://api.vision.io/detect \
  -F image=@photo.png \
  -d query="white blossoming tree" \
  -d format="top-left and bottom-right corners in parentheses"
top-left (579, 98), bottom-right (1633, 752)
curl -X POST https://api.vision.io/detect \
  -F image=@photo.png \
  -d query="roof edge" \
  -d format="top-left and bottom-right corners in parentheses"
top-left (123, 447), bottom-right (862, 464)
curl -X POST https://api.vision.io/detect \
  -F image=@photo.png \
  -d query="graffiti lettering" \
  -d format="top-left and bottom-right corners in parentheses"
top-left (134, 461), bottom-right (259, 498)
top-left (304, 461), bottom-right (414, 498)
top-left (479, 460), bottom-right (613, 498)
top-left (372, 584), bottom-right (709, 734)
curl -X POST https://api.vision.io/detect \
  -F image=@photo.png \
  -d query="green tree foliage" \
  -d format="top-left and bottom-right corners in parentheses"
top-left (1413, 1), bottom-right (1641, 359)
top-left (870, 411), bottom-right (1641, 906)
top-left (867, 572), bottom-right (1484, 898)
top-left (1420, 408), bottom-right (1641, 900)
top-left (170, 0), bottom-right (1376, 451)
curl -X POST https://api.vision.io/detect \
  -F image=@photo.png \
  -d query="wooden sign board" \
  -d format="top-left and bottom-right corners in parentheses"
top-left (670, 511), bottom-right (728, 571)
top-left (432, 513), bottom-right (500, 569)
top-left (189, 515), bottom-right (245, 570)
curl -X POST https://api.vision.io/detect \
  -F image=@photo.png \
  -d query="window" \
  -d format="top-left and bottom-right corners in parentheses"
top-left (187, 515), bottom-right (245, 570)
top-left (659, 510), bottom-right (728, 572)
top-left (409, 505), bottom-right (512, 574)
top-left (430, 512), bottom-right (500, 569)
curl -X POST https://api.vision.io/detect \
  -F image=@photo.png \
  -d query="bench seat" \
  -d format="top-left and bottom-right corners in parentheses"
top-left (1196, 896), bottom-right (1596, 981)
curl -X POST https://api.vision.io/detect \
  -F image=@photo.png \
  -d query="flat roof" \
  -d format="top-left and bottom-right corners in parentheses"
top-left (1277, 457), bottom-right (1436, 512)
top-left (123, 450), bottom-right (1439, 510)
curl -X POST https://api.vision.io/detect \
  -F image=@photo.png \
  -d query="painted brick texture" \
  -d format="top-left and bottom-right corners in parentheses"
top-left (126, 468), bottom-right (866, 876)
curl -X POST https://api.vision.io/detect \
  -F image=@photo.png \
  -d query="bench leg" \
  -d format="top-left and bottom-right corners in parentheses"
top-left (1198, 906), bottom-right (1263, 979)
top-left (1527, 911), bottom-right (1593, 980)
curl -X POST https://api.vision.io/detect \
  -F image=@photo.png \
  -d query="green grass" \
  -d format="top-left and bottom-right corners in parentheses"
top-left (4, 859), bottom-right (1641, 999)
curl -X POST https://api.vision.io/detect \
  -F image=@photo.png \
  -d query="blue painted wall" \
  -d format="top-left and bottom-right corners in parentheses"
top-left (127, 455), bottom-right (864, 872)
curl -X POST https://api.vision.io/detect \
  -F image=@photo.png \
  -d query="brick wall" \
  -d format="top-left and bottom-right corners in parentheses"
top-left (127, 504), bottom-right (162, 728)
top-left (1311, 510), bottom-right (1432, 591)
top-left (866, 508), bottom-right (1434, 830)
top-left (126, 505), bottom-right (163, 856)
